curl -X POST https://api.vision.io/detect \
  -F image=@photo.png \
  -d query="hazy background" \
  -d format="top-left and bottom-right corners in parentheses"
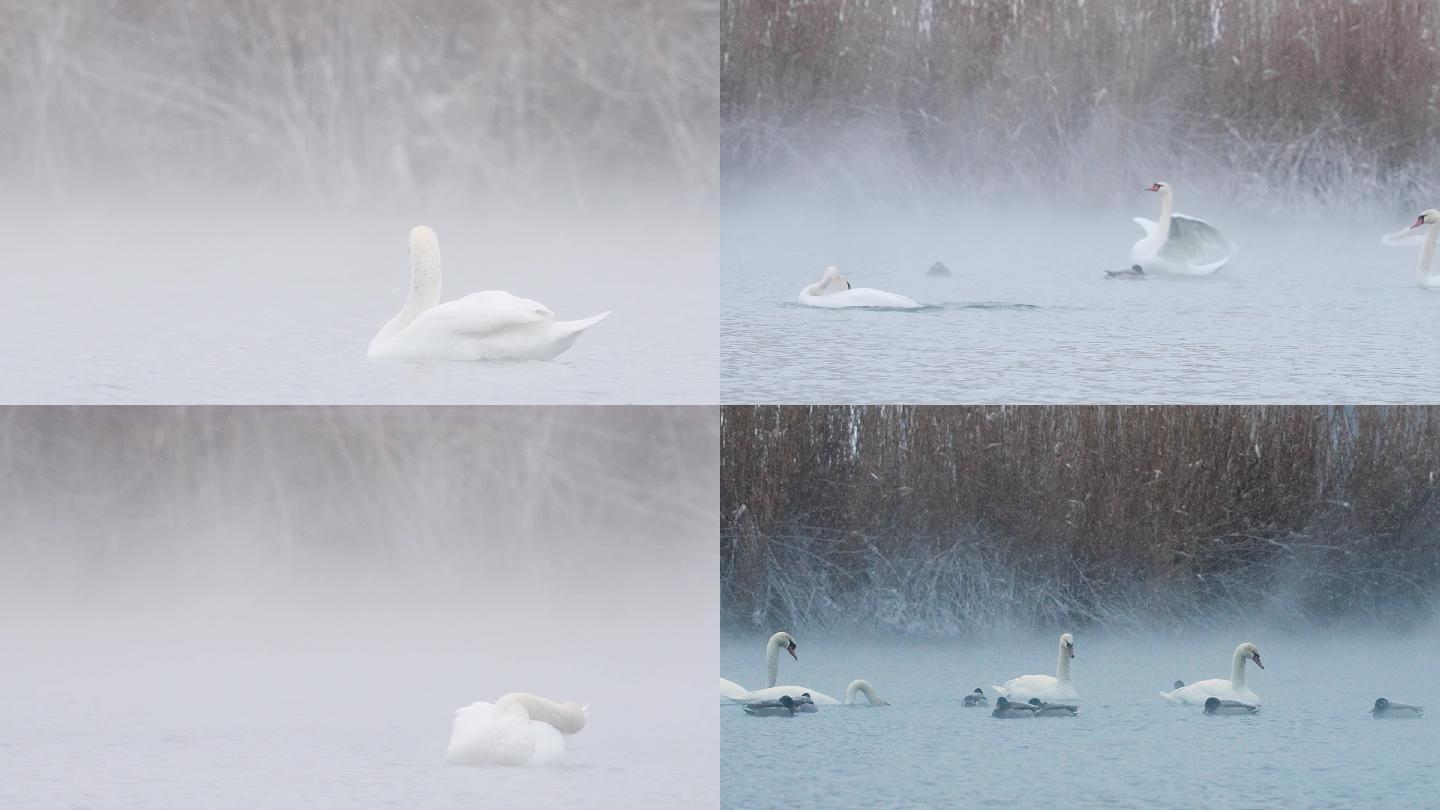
top-left (722, 405), bottom-right (1440, 634)
top-left (0, 0), bottom-right (719, 403)
top-left (0, 406), bottom-right (719, 809)
top-left (719, 1), bottom-right (1440, 403)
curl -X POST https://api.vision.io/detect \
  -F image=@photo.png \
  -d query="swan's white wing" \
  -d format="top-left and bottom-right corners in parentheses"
top-left (1160, 214), bottom-right (1238, 265)
top-left (415, 290), bottom-right (555, 336)
top-left (1133, 217), bottom-right (1159, 237)
top-left (1381, 226), bottom-right (1429, 246)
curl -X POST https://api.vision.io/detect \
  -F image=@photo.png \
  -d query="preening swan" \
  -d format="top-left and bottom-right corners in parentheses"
top-left (1130, 182), bottom-right (1237, 276)
top-left (1371, 698), bottom-right (1424, 718)
top-left (993, 633), bottom-right (1078, 702)
top-left (368, 226), bottom-right (609, 360)
top-left (844, 679), bottom-right (889, 706)
top-left (798, 265), bottom-right (921, 309)
top-left (445, 692), bottom-right (588, 767)
top-left (963, 688), bottom-right (989, 707)
top-left (1160, 642), bottom-right (1263, 705)
top-left (1204, 697), bottom-right (1261, 716)
top-left (1380, 209), bottom-right (1440, 290)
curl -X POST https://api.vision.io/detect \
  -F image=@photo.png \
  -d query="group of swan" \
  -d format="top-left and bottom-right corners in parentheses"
top-left (369, 226), bottom-right (609, 361)
top-left (720, 631), bottom-right (890, 711)
top-left (799, 183), bottom-right (1440, 296)
top-left (445, 692), bottom-right (588, 767)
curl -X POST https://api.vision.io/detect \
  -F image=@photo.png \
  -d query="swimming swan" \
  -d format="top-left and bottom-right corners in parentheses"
top-left (1380, 209), bottom-right (1440, 290)
top-left (1204, 697), bottom-right (1261, 715)
top-left (993, 633), bottom-right (1078, 702)
top-left (1371, 698), bottom-right (1424, 718)
top-left (1131, 182), bottom-right (1237, 276)
top-left (1160, 643), bottom-right (1263, 705)
top-left (798, 266), bottom-right (921, 309)
top-left (368, 226), bottom-right (609, 360)
top-left (720, 632), bottom-right (886, 706)
top-left (720, 631), bottom-right (797, 701)
top-left (445, 692), bottom-right (588, 767)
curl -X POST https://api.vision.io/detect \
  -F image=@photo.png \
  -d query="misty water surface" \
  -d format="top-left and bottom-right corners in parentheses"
top-left (1, 206), bottom-right (717, 403)
top-left (721, 632), bottom-right (1438, 809)
top-left (722, 205), bottom-right (1440, 403)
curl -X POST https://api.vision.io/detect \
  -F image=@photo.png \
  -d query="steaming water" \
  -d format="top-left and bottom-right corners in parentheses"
top-left (722, 207), bottom-right (1440, 402)
top-left (721, 632), bottom-right (1438, 809)
top-left (1, 600), bottom-right (717, 810)
top-left (1, 206), bottom-right (717, 404)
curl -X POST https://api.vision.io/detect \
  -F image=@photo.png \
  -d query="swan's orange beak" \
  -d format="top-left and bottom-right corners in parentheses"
top-left (787, 642), bottom-right (797, 660)
top-left (1412, 217), bottom-right (1426, 229)
top-left (1252, 653), bottom-right (1264, 669)
top-left (1145, 183), bottom-right (1162, 192)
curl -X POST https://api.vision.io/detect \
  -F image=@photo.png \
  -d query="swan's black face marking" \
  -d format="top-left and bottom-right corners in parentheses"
top-left (1251, 652), bottom-right (1263, 669)
top-left (1413, 216), bottom-right (1427, 229)
top-left (786, 640), bottom-right (798, 660)
top-left (845, 281), bottom-right (852, 290)
top-left (1146, 183), bottom-right (1164, 192)
top-left (1065, 640), bottom-right (1075, 658)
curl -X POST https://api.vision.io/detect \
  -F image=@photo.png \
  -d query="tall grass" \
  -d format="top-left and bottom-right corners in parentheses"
top-left (722, 0), bottom-right (1440, 211)
top-left (0, 406), bottom-right (718, 590)
top-left (0, 0), bottom-right (718, 208)
top-left (722, 406), bottom-right (1440, 635)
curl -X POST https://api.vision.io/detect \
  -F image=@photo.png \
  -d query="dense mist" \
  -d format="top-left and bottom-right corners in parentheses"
top-left (722, 0), bottom-right (1440, 211)
top-left (722, 406), bottom-right (1440, 634)
top-left (2, 0), bottom-right (717, 208)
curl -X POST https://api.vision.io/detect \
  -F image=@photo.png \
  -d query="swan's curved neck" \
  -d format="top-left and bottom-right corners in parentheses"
top-left (1156, 190), bottom-right (1174, 235)
top-left (765, 637), bottom-right (782, 688)
top-left (379, 246), bottom-right (442, 340)
top-left (801, 280), bottom-right (825, 297)
top-left (845, 680), bottom-right (882, 705)
top-left (1418, 225), bottom-right (1438, 281)
top-left (1055, 641), bottom-right (1072, 685)
top-left (1230, 647), bottom-right (1249, 690)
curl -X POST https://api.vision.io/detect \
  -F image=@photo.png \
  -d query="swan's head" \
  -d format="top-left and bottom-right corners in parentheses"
top-left (1060, 633), bottom-right (1075, 658)
top-left (408, 225), bottom-right (440, 258)
top-left (771, 631), bottom-right (798, 660)
top-left (1238, 642), bottom-right (1263, 669)
top-left (1145, 181), bottom-right (1172, 195)
top-left (1410, 209), bottom-right (1440, 229)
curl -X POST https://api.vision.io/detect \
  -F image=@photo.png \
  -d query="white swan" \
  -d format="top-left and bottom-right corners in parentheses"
top-left (798, 266), bottom-right (921, 309)
top-left (445, 692), bottom-right (588, 767)
top-left (368, 226), bottom-right (609, 360)
top-left (1131, 182), bottom-right (1237, 276)
top-left (720, 632), bottom-right (886, 706)
top-left (993, 633), bottom-right (1077, 702)
top-left (1380, 209), bottom-right (1440, 290)
top-left (1160, 642), bottom-right (1263, 705)
top-left (720, 631), bottom-right (796, 701)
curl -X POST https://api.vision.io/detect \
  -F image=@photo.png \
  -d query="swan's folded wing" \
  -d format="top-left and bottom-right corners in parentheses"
top-left (418, 291), bottom-right (555, 336)
top-left (1163, 214), bottom-right (1238, 264)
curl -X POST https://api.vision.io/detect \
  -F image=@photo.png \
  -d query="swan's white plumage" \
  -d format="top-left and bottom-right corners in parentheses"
top-left (1130, 183), bottom-right (1236, 276)
top-left (1160, 642), bottom-right (1263, 705)
top-left (369, 226), bottom-right (609, 360)
top-left (993, 633), bottom-right (1077, 702)
top-left (719, 677), bottom-right (749, 701)
top-left (798, 266), bottom-right (921, 309)
top-left (1381, 209), bottom-right (1440, 290)
top-left (731, 685), bottom-right (841, 705)
top-left (445, 692), bottom-right (587, 767)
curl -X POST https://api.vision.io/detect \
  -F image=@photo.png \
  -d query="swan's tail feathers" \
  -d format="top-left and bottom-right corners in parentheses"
top-left (557, 311), bottom-right (611, 334)
top-left (1159, 691), bottom-right (1182, 704)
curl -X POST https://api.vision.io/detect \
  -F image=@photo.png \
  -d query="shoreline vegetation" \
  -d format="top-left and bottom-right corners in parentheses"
top-left (722, 0), bottom-right (1440, 210)
top-left (722, 406), bottom-right (1440, 635)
